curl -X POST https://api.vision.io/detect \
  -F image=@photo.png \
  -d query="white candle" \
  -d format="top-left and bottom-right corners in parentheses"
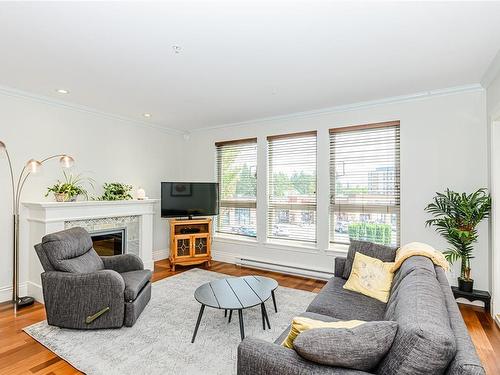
top-left (137, 187), bottom-right (146, 200)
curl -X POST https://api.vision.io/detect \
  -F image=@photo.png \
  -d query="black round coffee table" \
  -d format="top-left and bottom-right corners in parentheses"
top-left (191, 276), bottom-right (277, 342)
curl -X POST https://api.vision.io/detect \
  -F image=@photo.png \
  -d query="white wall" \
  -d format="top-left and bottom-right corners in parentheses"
top-left (0, 92), bottom-right (182, 302)
top-left (180, 89), bottom-right (491, 290)
top-left (487, 69), bottom-right (500, 320)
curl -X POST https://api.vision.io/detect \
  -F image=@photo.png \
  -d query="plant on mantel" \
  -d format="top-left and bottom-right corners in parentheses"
top-left (46, 171), bottom-right (95, 202)
top-left (425, 188), bottom-right (491, 292)
top-left (97, 182), bottom-right (133, 201)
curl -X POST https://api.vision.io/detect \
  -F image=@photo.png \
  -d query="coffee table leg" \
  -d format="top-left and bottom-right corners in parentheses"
top-left (228, 310), bottom-right (233, 323)
top-left (224, 309), bottom-right (227, 317)
top-left (191, 304), bottom-right (205, 343)
top-left (238, 309), bottom-right (245, 340)
top-left (271, 290), bottom-right (278, 313)
top-left (262, 303), bottom-right (271, 329)
top-left (260, 304), bottom-right (266, 330)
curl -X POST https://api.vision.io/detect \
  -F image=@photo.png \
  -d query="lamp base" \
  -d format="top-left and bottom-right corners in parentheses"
top-left (16, 296), bottom-right (35, 308)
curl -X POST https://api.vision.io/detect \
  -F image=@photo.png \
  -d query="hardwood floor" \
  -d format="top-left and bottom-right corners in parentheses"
top-left (0, 259), bottom-right (499, 374)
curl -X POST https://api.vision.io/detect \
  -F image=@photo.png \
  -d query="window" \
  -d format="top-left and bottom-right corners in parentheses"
top-left (216, 138), bottom-right (257, 237)
top-left (330, 121), bottom-right (400, 246)
top-left (268, 131), bottom-right (317, 243)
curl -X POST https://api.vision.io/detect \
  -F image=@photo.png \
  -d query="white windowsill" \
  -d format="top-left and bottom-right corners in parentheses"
top-left (214, 233), bottom-right (259, 246)
top-left (263, 239), bottom-right (319, 253)
top-left (213, 234), bottom-right (350, 257)
top-left (325, 243), bottom-right (349, 256)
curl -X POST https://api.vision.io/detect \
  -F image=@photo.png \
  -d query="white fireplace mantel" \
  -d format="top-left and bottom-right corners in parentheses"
top-left (21, 199), bottom-right (159, 302)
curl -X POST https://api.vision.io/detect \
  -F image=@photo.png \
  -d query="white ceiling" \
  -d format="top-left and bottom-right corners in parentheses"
top-left (1, 1), bottom-right (500, 132)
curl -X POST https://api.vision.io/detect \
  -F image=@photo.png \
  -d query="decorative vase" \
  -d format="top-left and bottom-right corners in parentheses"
top-left (54, 193), bottom-right (77, 202)
top-left (54, 192), bottom-right (67, 202)
top-left (458, 277), bottom-right (474, 293)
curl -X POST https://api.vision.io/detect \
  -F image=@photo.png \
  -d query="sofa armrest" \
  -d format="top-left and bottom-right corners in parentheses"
top-left (237, 337), bottom-right (366, 375)
top-left (334, 257), bottom-right (347, 277)
top-left (41, 270), bottom-right (126, 329)
top-left (101, 254), bottom-right (144, 273)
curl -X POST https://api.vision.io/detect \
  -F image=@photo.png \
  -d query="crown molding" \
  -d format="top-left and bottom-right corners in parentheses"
top-left (0, 85), bottom-right (186, 136)
top-left (188, 84), bottom-right (484, 133)
top-left (481, 49), bottom-right (500, 88)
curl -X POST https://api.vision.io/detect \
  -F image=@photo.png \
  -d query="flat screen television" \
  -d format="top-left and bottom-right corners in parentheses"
top-left (161, 182), bottom-right (219, 218)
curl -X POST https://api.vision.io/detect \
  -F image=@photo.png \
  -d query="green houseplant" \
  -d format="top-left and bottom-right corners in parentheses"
top-left (46, 171), bottom-right (94, 202)
top-left (98, 182), bottom-right (133, 201)
top-left (425, 188), bottom-right (491, 292)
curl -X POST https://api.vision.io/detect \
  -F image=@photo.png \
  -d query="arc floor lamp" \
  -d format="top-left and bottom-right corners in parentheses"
top-left (0, 140), bottom-right (74, 309)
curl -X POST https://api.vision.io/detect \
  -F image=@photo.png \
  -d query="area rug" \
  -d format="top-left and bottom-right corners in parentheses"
top-left (24, 268), bottom-right (317, 375)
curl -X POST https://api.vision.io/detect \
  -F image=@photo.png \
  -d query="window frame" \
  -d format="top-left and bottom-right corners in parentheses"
top-left (267, 130), bottom-right (318, 244)
top-left (215, 137), bottom-right (258, 238)
top-left (329, 121), bottom-right (400, 246)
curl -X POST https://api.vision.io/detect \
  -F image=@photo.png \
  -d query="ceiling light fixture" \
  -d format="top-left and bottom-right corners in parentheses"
top-left (56, 89), bottom-right (69, 94)
top-left (143, 113), bottom-right (152, 118)
top-left (172, 45), bottom-right (182, 54)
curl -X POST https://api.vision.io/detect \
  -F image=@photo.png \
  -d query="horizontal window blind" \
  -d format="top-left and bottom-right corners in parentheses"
top-left (268, 131), bottom-right (317, 243)
top-left (330, 121), bottom-right (400, 246)
top-left (216, 138), bottom-right (257, 237)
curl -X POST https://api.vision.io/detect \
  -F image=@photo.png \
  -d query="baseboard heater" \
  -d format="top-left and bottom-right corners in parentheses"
top-left (237, 257), bottom-right (333, 280)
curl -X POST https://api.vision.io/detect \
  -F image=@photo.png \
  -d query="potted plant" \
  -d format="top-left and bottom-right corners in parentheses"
top-left (46, 171), bottom-right (94, 202)
top-left (425, 188), bottom-right (491, 292)
top-left (98, 182), bottom-right (133, 201)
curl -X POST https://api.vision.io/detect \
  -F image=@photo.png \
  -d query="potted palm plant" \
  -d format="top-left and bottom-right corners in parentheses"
top-left (46, 171), bottom-right (94, 202)
top-left (425, 188), bottom-right (491, 292)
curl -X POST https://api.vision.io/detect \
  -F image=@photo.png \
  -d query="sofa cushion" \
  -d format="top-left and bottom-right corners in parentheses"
top-left (121, 270), bottom-right (152, 301)
top-left (307, 276), bottom-right (386, 321)
top-left (343, 240), bottom-right (397, 279)
top-left (274, 311), bottom-right (340, 345)
top-left (378, 264), bottom-right (457, 374)
top-left (294, 321), bottom-right (398, 371)
top-left (343, 252), bottom-right (395, 303)
top-left (385, 256), bottom-right (436, 318)
top-left (42, 227), bottom-right (103, 272)
top-left (282, 316), bottom-right (365, 349)
top-left (56, 249), bottom-right (105, 273)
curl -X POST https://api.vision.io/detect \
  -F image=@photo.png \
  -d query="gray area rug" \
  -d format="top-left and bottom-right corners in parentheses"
top-left (24, 268), bottom-right (316, 375)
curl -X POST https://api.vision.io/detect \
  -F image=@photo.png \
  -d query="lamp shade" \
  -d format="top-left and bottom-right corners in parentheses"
top-left (26, 159), bottom-right (42, 174)
top-left (59, 155), bottom-right (74, 168)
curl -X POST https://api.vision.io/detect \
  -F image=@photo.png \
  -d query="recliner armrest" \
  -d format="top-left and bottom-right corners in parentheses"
top-left (41, 270), bottom-right (126, 329)
top-left (101, 254), bottom-right (144, 273)
top-left (334, 256), bottom-right (347, 278)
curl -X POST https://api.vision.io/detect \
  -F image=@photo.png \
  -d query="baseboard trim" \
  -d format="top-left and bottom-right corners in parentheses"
top-left (495, 314), bottom-right (500, 329)
top-left (212, 250), bottom-right (333, 280)
top-left (0, 282), bottom-right (28, 303)
top-left (153, 248), bottom-right (169, 261)
top-left (27, 281), bottom-right (44, 303)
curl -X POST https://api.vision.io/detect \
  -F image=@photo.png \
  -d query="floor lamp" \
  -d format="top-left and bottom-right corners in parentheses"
top-left (0, 140), bottom-right (74, 309)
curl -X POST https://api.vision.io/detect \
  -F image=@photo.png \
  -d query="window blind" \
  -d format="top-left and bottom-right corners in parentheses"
top-left (216, 138), bottom-right (258, 237)
top-left (267, 131), bottom-right (317, 243)
top-left (329, 121), bottom-right (400, 246)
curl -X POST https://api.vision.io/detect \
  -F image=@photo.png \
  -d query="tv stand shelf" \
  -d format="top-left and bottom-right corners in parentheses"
top-left (169, 218), bottom-right (212, 271)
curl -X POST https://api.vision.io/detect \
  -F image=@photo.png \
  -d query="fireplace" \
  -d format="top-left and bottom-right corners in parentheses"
top-left (90, 228), bottom-right (126, 256)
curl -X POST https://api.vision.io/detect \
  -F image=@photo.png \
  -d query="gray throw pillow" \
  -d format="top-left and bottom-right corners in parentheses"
top-left (293, 321), bottom-right (398, 371)
top-left (342, 240), bottom-right (397, 279)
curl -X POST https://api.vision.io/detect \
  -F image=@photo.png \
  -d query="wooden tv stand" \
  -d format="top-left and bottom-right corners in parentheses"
top-left (169, 218), bottom-right (212, 271)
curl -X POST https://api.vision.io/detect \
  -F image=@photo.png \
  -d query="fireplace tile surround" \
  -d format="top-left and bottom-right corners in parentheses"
top-left (21, 199), bottom-right (158, 303)
top-left (65, 216), bottom-right (140, 256)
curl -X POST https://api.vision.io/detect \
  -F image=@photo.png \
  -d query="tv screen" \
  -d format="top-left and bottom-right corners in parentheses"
top-left (161, 182), bottom-right (219, 218)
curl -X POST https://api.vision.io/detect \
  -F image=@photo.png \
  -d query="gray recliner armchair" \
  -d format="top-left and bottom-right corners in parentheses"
top-left (34, 227), bottom-right (152, 329)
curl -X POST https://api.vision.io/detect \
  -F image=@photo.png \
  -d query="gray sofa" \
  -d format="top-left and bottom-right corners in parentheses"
top-left (237, 255), bottom-right (485, 375)
top-left (34, 227), bottom-right (152, 329)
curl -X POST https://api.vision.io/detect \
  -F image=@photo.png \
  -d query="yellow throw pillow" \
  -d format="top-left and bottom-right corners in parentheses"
top-left (282, 317), bottom-right (365, 349)
top-left (343, 252), bottom-right (394, 303)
